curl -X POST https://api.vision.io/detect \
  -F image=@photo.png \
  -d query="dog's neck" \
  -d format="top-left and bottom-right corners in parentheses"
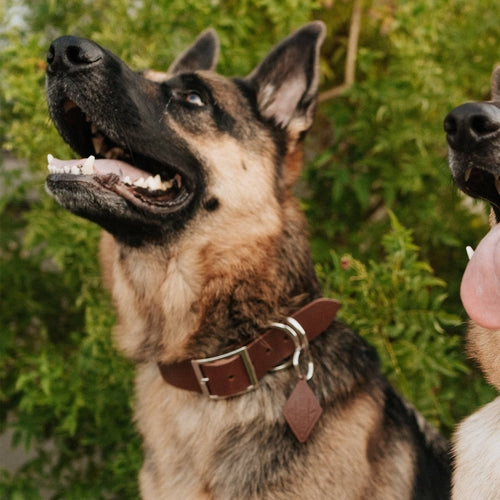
top-left (100, 197), bottom-right (321, 364)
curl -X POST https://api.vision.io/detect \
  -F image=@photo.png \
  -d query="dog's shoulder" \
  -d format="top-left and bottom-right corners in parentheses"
top-left (453, 396), bottom-right (500, 498)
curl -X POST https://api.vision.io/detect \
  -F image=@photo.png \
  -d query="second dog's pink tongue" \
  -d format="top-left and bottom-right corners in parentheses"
top-left (461, 223), bottom-right (500, 329)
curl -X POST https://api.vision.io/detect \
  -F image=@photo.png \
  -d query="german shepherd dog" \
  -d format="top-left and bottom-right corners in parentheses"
top-left (444, 67), bottom-right (500, 498)
top-left (45, 23), bottom-right (451, 499)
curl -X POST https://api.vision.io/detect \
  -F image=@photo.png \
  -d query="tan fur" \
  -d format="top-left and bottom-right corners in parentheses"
top-left (100, 108), bottom-right (285, 363)
top-left (465, 321), bottom-right (500, 390)
top-left (134, 366), bottom-right (415, 500)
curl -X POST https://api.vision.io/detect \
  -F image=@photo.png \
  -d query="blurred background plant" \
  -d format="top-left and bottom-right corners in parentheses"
top-left (1, 0), bottom-right (498, 497)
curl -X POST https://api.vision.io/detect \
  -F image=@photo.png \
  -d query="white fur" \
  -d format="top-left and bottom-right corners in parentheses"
top-left (452, 396), bottom-right (500, 499)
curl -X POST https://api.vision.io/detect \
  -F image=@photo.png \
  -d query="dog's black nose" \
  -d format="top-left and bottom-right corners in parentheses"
top-left (47, 36), bottom-right (103, 73)
top-left (444, 102), bottom-right (500, 151)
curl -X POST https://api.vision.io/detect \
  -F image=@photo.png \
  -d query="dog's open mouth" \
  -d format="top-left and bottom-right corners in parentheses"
top-left (46, 100), bottom-right (192, 211)
top-left (458, 165), bottom-right (500, 210)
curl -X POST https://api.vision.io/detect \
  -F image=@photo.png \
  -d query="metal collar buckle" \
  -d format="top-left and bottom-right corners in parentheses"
top-left (269, 317), bottom-right (314, 381)
top-left (191, 345), bottom-right (259, 400)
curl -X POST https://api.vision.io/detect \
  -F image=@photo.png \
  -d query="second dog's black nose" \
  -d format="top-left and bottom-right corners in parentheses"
top-left (46, 36), bottom-right (103, 73)
top-left (444, 102), bottom-right (500, 151)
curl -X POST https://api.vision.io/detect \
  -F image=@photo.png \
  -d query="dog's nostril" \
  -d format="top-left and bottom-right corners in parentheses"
top-left (65, 43), bottom-right (101, 65)
top-left (470, 114), bottom-right (500, 135)
top-left (46, 46), bottom-right (55, 65)
top-left (443, 115), bottom-right (457, 135)
top-left (47, 36), bottom-right (103, 73)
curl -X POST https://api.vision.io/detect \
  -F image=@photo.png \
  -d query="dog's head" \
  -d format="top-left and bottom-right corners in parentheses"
top-left (45, 23), bottom-right (325, 246)
top-left (444, 67), bottom-right (500, 331)
top-left (444, 66), bottom-right (500, 222)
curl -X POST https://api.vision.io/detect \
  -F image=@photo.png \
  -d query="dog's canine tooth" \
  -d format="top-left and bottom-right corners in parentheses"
top-left (47, 153), bottom-right (54, 164)
top-left (495, 176), bottom-right (500, 195)
top-left (92, 135), bottom-right (105, 155)
top-left (82, 155), bottom-right (95, 175)
top-left (123, 175), bottom-right (132, 185)
top-left (465, 168), bottom-right (472, 182)
top-left (150, 175), bottom-right (162, 190)
top-left (466, 245), bottom-right (475, 260)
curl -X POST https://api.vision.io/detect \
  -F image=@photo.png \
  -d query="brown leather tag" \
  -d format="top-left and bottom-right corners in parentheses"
top-left (283, 379), bottom-right (323, 443)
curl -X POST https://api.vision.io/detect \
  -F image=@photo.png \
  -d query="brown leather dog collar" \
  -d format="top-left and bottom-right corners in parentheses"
top-left (157, 298), bottom-right (341, 399)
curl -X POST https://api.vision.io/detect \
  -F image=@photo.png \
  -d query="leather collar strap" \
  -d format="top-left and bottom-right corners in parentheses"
top-left (157, 298), bottom-right (341, 399)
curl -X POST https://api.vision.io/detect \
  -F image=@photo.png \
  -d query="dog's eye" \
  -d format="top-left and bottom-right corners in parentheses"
top-left (184, 92), bottom-right (204, 107)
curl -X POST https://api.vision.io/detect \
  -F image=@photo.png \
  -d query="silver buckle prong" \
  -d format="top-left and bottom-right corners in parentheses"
top-left (191, 346), bottom-right (258, 400)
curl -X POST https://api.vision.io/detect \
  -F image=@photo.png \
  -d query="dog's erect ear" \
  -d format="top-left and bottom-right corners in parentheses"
top-left (246, 22), bottom-right (325, 139)
top-left (168, 28), bottom-right (219, 75)
top-left (491, 65), bottom-right (500, 101)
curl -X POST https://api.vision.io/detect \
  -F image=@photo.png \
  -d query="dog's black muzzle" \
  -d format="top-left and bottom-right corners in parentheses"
top-left (444, 102), bottom-right (500, 152)
top-left (45, 36), bottom-right (203, 245)
top-left (444, 102), bottom-right (500, 214)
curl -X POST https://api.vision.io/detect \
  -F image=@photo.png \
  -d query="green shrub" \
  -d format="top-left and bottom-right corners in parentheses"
top-left (1, 0), bottom-right (498, 497)
top-left (319, 212), bottom-right (470, 429)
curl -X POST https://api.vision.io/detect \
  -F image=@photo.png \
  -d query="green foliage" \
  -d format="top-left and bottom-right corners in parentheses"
top-left (318, 212), bottom-right (468, 429)
top-left (1, 0), bottom-right (499, 497)
top-left (1, 196), bottom-right (141, 499)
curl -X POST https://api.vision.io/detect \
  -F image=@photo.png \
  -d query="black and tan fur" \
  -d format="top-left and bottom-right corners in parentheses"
top-left (45, 23), bottom-right (450, 499)
top-left (445, 67), bottom-right (500, 498)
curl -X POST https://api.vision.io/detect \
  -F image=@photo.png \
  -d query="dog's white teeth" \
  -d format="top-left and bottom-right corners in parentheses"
top-left (82, 155), bottom-right (95, 175)
top-left (130, 175), bottom-right (174, 191)
top-left (465, 168), bottom-right (472, 182)
top-left (47, 154), bottom-right (96, 176)
top-left (466, 245), bottom-right (475, 260)
top-left (146, 176), bottom-right (157, 190)
top-left (151, 175), bottom-right (163, 190)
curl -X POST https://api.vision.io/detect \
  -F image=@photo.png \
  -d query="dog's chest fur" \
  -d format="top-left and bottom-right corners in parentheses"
top-left (134, 363), bottom-right (414, 500)
top-left (452, 397), bottom-right (500, 499)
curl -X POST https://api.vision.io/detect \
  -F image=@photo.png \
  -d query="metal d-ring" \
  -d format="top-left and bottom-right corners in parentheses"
top-left (268, 318), bottom-right (314, 381)
top-left (287, 317), bottom-right (314, 381)
top-left (268, 321), bottom-right (300, 373)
